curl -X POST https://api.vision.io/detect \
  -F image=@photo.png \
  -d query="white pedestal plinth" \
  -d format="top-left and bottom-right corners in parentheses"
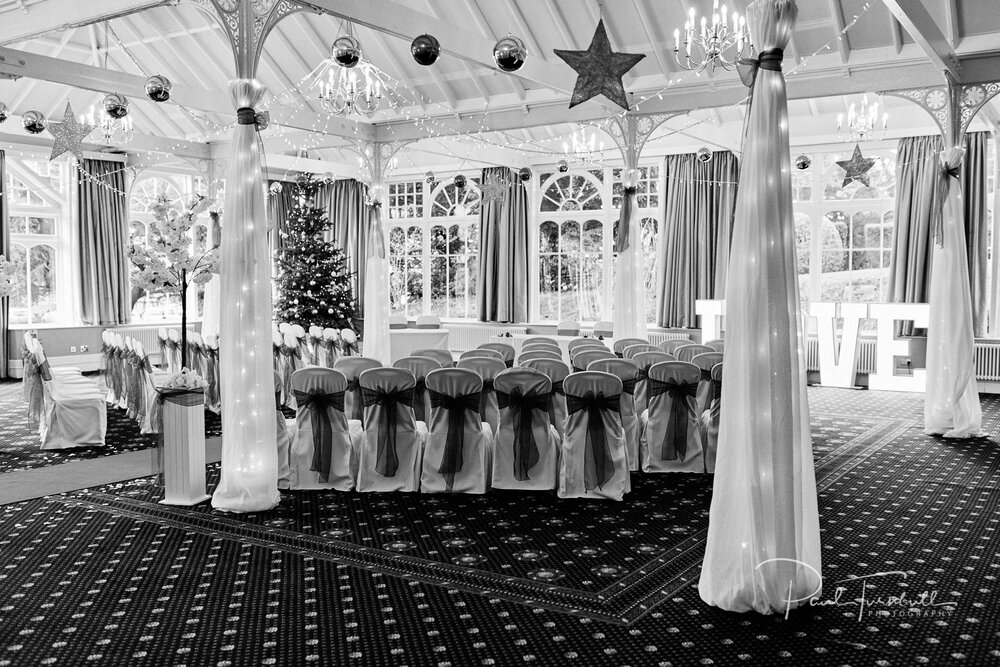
top-left (159, 388), bottom-right (210, 506)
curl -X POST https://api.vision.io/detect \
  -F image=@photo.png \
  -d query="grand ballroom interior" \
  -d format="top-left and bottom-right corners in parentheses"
top-left (1, 0), bottom-right (999, 665)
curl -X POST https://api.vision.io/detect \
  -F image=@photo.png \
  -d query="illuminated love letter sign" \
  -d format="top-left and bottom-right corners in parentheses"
top-left (810, 302), bottom-right (868, 388)
top-left (696, 299), bottom-right (725, 342)
top-left (868, 302), bottom-right (930, 392)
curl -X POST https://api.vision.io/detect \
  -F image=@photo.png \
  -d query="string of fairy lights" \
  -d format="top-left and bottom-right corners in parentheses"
top-left (0, 0), bottom-right (895, 200)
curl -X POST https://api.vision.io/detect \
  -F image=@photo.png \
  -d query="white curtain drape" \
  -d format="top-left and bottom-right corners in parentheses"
top-left (698, 0), bottom-right (822, 614)
top-left (211, 79), bottom-right (280, 513)
top-left (925, 147), bottom-right (983, 437)
top-left (201, 275), bottom-right (221, 340)
top-left (612, 189), bottom-right (648, 340)
top-left (362, 203), bottom-right (390, 363)
top-left (988, 134), bottom-right (1000, 336)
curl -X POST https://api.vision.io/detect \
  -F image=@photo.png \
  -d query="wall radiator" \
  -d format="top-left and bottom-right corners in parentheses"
top-left (804, 337), bottom-right (879, 374)
top-left (446, 323), bottom-right (527, 352)
top-left (648, 331), bottom-right (691, 346)
top-left (974, 341), bottom-right (1000, 381)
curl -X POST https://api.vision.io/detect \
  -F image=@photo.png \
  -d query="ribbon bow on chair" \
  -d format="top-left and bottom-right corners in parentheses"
top-left (565, 391), bottom-right (620, 491)
top-left (412, 377), bottom-right (429, 423)
top-left (647, 377), bottom-right (699, 461)
top-left (362, 386), bottom-right (415, 477)
top-left (614, 186), bottom-right (638, 253)
top-left (293, 388), bottom-right (346, 484)
top-left (21, 344), bottom-right (45, 422)
top-left (496, 387), bottom-right (551, 481)
top-left (428, 389), bottom-right (481, 491)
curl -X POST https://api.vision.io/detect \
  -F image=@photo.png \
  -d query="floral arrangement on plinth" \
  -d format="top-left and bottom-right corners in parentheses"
top-left (163, 368), bottom-right (208, 391)
top-left (0, 254), bottom-right (15, 298)
top-left (128, 194), bottom-right (219, 367)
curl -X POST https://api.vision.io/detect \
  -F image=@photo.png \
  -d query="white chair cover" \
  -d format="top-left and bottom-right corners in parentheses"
top-left (165, 328), bottom-right (181, 373)
top-left (659, 339), bottom-right (691, 355)
top-left (334, 356), bottom-right (382, 421)
top-left (415, 315), bottom-right (441, 329)
top-left (572, 348), bottom-right (615, 372)
top-left (491, 368), bottom-right (559, 491)
top-left (357, 368), bottom-right (426, 493)
top-left (704, 339), bottom-right (725, 353)
top-left (392, 356), bottom-right (442, 424)
top-left (157, 327), bottom-right (169, 369)
top-left (517, 349), bottom-right (563, 364)
top-left (521, 341), bottom-right (562, 353)
top-left (613, 337), bottom-right (648, 357)
top-left (187, 331), bottom-right (206, 378)
top-left (691, 352), bottom-right (725, 417)
top-left (273, 371), bottom-right (292, 489)
top-left (558, 371), bottom-right (628, 501)
top-left (641, 361), bottom-right (703, 473)
top-left (421, 368), bottom-right (493, 494)
top-left (412, 347), bottom-right (454, 369)
top-left (319, 327), bottom-right (341, 368)
top-left (460, 348), bottom-right (504, 361)
top-left (32, 342), bottom-right (106, 450)
top-left (624, 343), bottom-right (661, 360)
top-left (478, 343), bottom-right (515, 367)
top-left (520, 357), bottom-right (571, 437)
top-left (556, 321), bottom-right (581, 336)
top-left (632, 351), bottom-right (674, 416)
top-left (277, 330), bottom-right (304, 408)
top-left (389, 314), bottom-right (408, 330)
top-left (675, 343), bottom-right (714, 363)
top-left (288, 368), bottom-right (363, 491)
top-left (699, 362), bottom-right (723, 474)
top-left (307, 325), bottom-right (324, 365)
top-left (340, 328), bottom-right (359, 356)
top-left (592, 321), bottom-right (614, 338)
top-left (588, 358), bottom-right (641, 473)
top-left (523, 337), bottom-right (560, 347)
top-left (568, 338), bottom-right (603, 353)
top-left (203, 334), bottom-right (221, 414)
top-left (456, 356), bottom-right (506, 436)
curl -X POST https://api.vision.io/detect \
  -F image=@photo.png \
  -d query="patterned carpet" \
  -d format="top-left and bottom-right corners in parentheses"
top-left (0, 379), bottom-right (222, 474)
top-left (0, 387), bottom-right (998, 666)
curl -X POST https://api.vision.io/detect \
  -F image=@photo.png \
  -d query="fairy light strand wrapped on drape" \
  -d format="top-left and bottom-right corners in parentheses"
top-left (211, 79), bottom-right (280, 513)
top-left (611, 175), bottom-right (647, 340)
top-left (698, 0), bottom-right (822, 614)
top-left (362, 199), bottom-right (390, 363)
top-left (924, 147), bottom-right (983, 438)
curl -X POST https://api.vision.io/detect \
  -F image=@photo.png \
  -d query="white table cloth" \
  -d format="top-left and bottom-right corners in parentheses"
top-left (390, 329), bottom-right (451, 363)
top-left (490, 334), bottom-right (615, 365)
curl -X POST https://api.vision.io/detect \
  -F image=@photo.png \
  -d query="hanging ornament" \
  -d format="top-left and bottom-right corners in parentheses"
top-left (518, 166), bottom-right (532, 182)
top-left (411, 34), bottom-right (441, 66)
top-left (47, 103), bottom-right (95, 162)
top-left (481, 171), bottom-right (508, 204)
top-left (557, 159), bottom-right (569, 173)
top-left (296, 172), bottom-right (311, 186)
top-left (696, 147), bottom-right (712, 163)
top-left (0, 102), bottom-right (8, 124)
top-left (425, 170), bottom-right (435, 185)
top-left (269, 182), bottom-right (283, 195)
top-left (22, 110), bottom-right (45, 135)
top-left (836, 144), bottom-right (877, 187)
top-left (144, 75), bottom-right (172, 103)
top-left (322, 172), bottom-right (334, 183)
top-left (453, 173), bottom-right (467, 189)
top-left (553, 20), bottom-right (645, 111)
top-left (795, 154), bottom-right (812, 170)
top-left (493, 34), bottom-right (527, 72)
top-left (331, 34), bottom-right (362, 68)
top-left (102, 92), bottom-right (130, 120)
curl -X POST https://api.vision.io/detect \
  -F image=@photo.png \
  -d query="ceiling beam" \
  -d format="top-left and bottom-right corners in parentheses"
top-left (297, 0), bottom-right (573, 95)
top-left (881, 0), bottom-right (962, 80)
top-left (0, 44), bottom-right (375, 140)
top-left (0, 128), bottom-right (209, 160)
top-left (890, 17), bottom-right (904, 54)
top-left (0, 0), bottom-right (177, 46)
top-left (827, 0), bottom-right (850, 63)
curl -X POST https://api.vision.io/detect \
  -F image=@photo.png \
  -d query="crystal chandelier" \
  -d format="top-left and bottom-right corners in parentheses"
top-left (314, 25), bottom-right (397, 117)
top-left (562, 127), bottom-right (606, 167)
top-left (673, 0), bottom-right (752, 73)
top-left (836, 94), bottom-right (889, 143)
top-left (81, 104), bottom-right (134, 145)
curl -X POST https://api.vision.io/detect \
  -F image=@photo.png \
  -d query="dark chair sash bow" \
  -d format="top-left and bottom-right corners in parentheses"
top-left (361, 386), bottom-right (415, 477)
top-left (294, 388), bottom-right (346, 483)
top-left (412, 377), bottom-right (428, 423)
top-left (647, 377), bottom-right (699, 461)
top-left (496, 387), bottom-right (551, 481)
top-left (428, 389), bottom-right (482, 490)
top-left (710, 376), bottom-right (722, 405)
top-left (620, 376), bottom-right (637, 395)
top-left (565, 391), bottom-right (621, 490)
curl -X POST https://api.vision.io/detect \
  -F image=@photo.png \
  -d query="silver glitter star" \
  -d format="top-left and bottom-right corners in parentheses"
top-left (481, 171), bottom-right (509, 204)
top-left (836, 143), bottom-right (877, 188)
top-left (47, 103), bottom-right (95, 162)
top-left (553, 20), bottom-right (645, 111)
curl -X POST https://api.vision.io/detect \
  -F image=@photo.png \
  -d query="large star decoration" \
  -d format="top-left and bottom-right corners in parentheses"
top-left (47, 103), bottom-right (95, 162)
top-left (481, 172), bottom-right (509, 204)
top-left (553, 20), bottom-right (645, 111)
top-left (836, 143), bottom-right (877, 188)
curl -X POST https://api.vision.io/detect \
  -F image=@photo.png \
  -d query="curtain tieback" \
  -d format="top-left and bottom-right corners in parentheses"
top-left (496, 387), bottom-right (550, 481)
top-left (362, 386), bottom-right (415, 477)
top-left (614, 186), bottom-right (638, 253)
top-left (932, 161), bottom-right (963, 246)
top-left (367, 199), bottom-right (386, 259)
top-left (236, 106), bottom-right (269, 131)
top-left (737, 48), bottom-right (784, 88)
top-left (566, 391), bottom-right (620, 490)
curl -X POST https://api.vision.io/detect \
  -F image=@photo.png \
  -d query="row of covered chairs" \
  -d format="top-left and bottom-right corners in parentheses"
top-left (155, 328), bottom-right (221, 413)
top-left (101, 330), bottom-right (170, 434)
top-left (279, 359), bottom-right (631, 500)
top-left (22, 333), bottom-right (107, 449)
top-left (553, 320), bottom-right (614, 337)
top-left (273, 322), bottom-right (359, 407)
top-left (388, 314), bottom-right (443, 329)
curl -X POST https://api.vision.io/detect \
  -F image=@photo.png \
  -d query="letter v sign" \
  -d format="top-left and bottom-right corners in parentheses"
top-left (809, 302), bottom-right (868, 388)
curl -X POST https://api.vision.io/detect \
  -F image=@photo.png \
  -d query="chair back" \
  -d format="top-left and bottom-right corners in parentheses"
top-left (359, 368), bottom-right (419, 479)
top-left (340, 328), bottom-right (358, 356)
top-left (389, 314), bottom-right (408, 330)
top-left (415, 314), bottom-right (441, 329)
top-left (290, 367), bottom-right (355, 487)
top-left (587, 357), bottom-right (641, 471)
top-left (423, 368), bottom-right (487, 492)
top-left (560, 371), bottom-right (627, 499)
top-left (478, 342), bottom-right (515, 366)
top-left (492, 367), bottom-right (557, 490)
top-left (659, 339), bottom-right (692, 355)
top-left (568, 337), bottom-right (602, 353)
top-left (521, 357), bottom-right (571, 436)
top-left (523, 336), bottom-right (559, 347)
top-left (517, 349), bottom-right (562, 364)
top-left (412, 347), bottom-right (454, 369)
top-left (691, 352), bottom-right (724, 413)
top-left (572, 348), bottom-right (615, 372)
top-left (644, 361), bottom-right (703, 472)
top-left (556, 320), bottom-right (581, 336)
top-left (612, 337), bottom-right (647, 356)
top-left (704, 339), bottom-right (725, 353)
top-left (623, 343), bottom-right (659, 359)
top-left (393, 355), bottom-right (441, 422)
top-left (334, 356), bottom-right (382, 420)
top-left (460, 348), bottom-right (503, 361)
top-left (521, 341), bottom-right (562, 354)
top-left (675, 344), bottom-right (714, 363)
top-left (592, 320), bottom-right (613, 338)
top-left (457, 356), bottom-right (505, 434)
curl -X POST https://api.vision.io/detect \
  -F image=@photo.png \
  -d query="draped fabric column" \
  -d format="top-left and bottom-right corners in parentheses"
top-left (478, 167), bottom-right (529, 323)
top-left (326, 179), bottom-right (370, 318)
top-left (961, 133), bottom-right (989, 336)
top-left (924, 147), bottom-right (983, 437)
top-left (612, 171), bottom-right (648, 340)
top-left (990, 133), bottom-right (1000, 336)
top-left (0, 151), bottom-right (9, 378)
top-left (211, 80), bottom-right (280, 513)
top-left (78, 159), bottom-right (130, 325)
top-left (362, 196), bottom-right (389, 363)
top-left (655, 151), bottom-right (739, 327)
top-left (699, 0), bottom-right (821, 614)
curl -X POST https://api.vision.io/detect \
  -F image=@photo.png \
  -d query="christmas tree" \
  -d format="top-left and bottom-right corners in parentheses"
top-left (273, 174), bottom-right (358, 330)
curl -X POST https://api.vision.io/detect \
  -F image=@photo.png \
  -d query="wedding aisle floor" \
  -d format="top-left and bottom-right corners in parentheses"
top-left (0, 387), bottom-right (997, 666)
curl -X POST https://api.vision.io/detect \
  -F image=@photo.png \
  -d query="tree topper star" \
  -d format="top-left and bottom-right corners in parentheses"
top-left (47, 103), bottom-right (95, 162)
top-left (836, 143), bottom-right (877, 188)
top-left (553, 20), bottom-right (645, 111)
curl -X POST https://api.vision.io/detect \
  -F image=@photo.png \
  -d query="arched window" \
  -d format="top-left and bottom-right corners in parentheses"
top-left (539, 170), bottom-right (603, 212)
top-left (538, 218), bottom-right (604, 322)
top-left (431, 179), bottom-right (481, 217)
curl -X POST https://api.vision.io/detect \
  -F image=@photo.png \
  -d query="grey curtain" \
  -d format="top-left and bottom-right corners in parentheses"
top-left (78, 158), bottom-right (130, 325)
top-left (0, 151), bottom-right (9, 378)
top-left (655, 150), bottom-right (740, 328)
top-left (326, 179), bottom-right (370, 318)
top-left (478, 166), bottom-right (529, 322)
top-left (889, 132), bottom-right (989, 335)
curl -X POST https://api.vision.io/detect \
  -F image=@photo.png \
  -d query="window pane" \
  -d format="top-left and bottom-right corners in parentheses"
top-left (641, 217), bottom-right (658, 322)
top-left (10, 216), bottom-right (26, 233)
top-left (560, 259), bottom-right (580, 321)
top-left (8, 244), bottom-right (27, 324)
top-left (794, 212), bottom-right (811, 275)
top-left (407, 226), bottom-right (423, 255)
top-left (29, 244), bottom-right (57, 323)
top-left (539, 221), bottom-right (558, 252)
top-left (560, 221), bottom-right (580, 252)
top-left (850, 210), bottom-right (882, 249)
top-left (582, 220), bottom-right (602, 252)
top-left (430, 256), bottom-right (448, 316)
top-left (130, 221), bottom-right (147, 245)
top-left (467, 255), bottom-right (478, 316)
top-left (882, 211), bottom-right (894, 247)
top-left (580, 254), bottom-right (602, 321)
top-left (448, 256), bottom-right (468, 319)
top-left (449, 224), bottom-right (465, 254)
top-left (430, 225), bottom-right (447, 255)
top-left (389, 227), bottom-right (405, 255)
top-left (390, 254), bottom-right (407, 315)
top-left (466, 222), bottom-right (479, 253)
top-left (27, 217), bottom-right (55, 235)
top-left (539, 255), bottom-right (559, 321)
top-left (193, 224), bottom-right (209, 254)
top-left (406, 258), bottom-right (423, 314)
